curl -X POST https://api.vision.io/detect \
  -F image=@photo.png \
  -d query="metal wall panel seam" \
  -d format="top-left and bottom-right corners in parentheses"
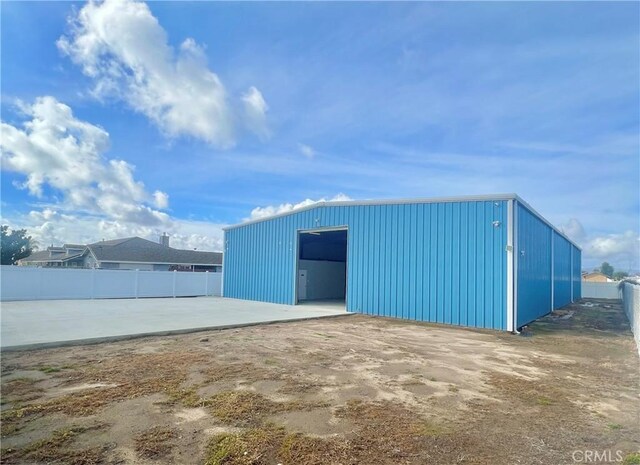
top-left (376, 205), bottom-right (382, 316)
top-left (478, 203), bottom-right (486, 328)
top-left (366, 205), bottom-right (373, 315)
top-left (430, 204), bottom-right (437, 323)
top-left (258, 221), bottom-right (263, 300)
top-left (358, 206), bottom-right (365, 313)
top-left (292, 222), bottom-right (298, 305)
top-left (245, 225), bottom-right (250, 300)
top-left (391, 205), bottom-right (398, 318)
top-left (260, 221), bottom-right (273, 302)
top-left (490, 202), bottom-right (496, 328)
top-left (437, 203), bottom-right (444, 323)
top-left (551, 229), bottom-right (555, 312)
top-left (412, 203), bottom-right (419, 321)
top-left (456, 202), bottom-right (461, 326)
top-left (491, 202), bottom-right (497, 329)
top-left (403, 204), bottom-right (410, 319)
top-left (480, 203), bottom-right (487, 327)
top-left (506, 200), bottom-right (514, 332)
top-left (405, 204), bottom-right (412, 319)
top-left (373, 206), bottom-right (379, 315)
top-left (500, 202), bottom-right (507, 330)
top-left (513, 201), bottom-right (519, 331)
top-left (418, 203), bottom-right (424, 322)
top-left (452, 203), bottom-right (458, 325)
top-left (345, 222), bottom-right (351, 311)
top-left (494, 201), bottom-right (503, 329)
top-left (460, 203), bottom-right (468, 327)
top-left (490, 202), bottom-right (497, 329)
top-left (469, 204), bottom-right (476, 327)
top-left (443, 203), bottom-right (448, 324)
top-left (384, 205), bottom-right (391, 316)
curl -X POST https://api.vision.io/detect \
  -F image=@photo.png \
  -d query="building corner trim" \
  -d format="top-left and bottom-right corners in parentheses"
top-left (551, 230), bottom-right (555, 311)
top-left (221, 232), bottom-right (226, 297)
top-left (506, 199), bottom-right (515, 332)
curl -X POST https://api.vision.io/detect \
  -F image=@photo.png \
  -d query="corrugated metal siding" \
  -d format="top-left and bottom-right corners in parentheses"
top-left (572, 246), bottom-right (582, 300)
top-left (224, 200), bottom-right (508, 330)
top-left (553, 233), bottom-right (573, 308)
top-left (516, 203), bottom-right (552, 328)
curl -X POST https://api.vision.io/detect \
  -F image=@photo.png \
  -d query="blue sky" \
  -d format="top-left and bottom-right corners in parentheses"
top-left (1, 1), bottom-right (638, 270)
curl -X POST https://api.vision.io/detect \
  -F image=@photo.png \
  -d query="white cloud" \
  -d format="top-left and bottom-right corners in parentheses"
top-left (559, 218), bottom-right (586, 242)
top-left (242, 86), bottom-right (269, 140)
top-left (585, 230), bottom-right (639, 263)
top-left (166, 220), bottom-right (225, 251)
top-left (1, 96), bottom-right (170, 227)
top-left (57, 0), bottom-right (267, 147)
top-left (298, 143), bottom-right (316, 159)
top-left (29, 209), bottom-right (69, 222)
top-left (3, 210), bottom-right (224, 252)
top-left (247, 193), bottom-right (351, 221)
top-left (153, 190), bottom-right (169, 209)
top-left (96, 217), bottom-right (224, 251)
top-left (0, 97), bottom-right (224, 252)
top-left (559, 219), bottom-right (639, 270)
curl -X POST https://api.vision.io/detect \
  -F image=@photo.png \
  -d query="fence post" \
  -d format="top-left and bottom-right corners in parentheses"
top-left (135, 269), bottom-right (139, 299)
top-left (173, 270), bottom-right (177, 298)
top-left (38, 267), bottom-right (44, 300)
top-left (205, 271), bottom-right (209, 296)
top-left (91, 267), bottom-right (96, 299)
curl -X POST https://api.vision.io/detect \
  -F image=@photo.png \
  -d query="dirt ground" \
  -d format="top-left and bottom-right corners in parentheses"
top-left (1, 299), bottom-right (639, 465)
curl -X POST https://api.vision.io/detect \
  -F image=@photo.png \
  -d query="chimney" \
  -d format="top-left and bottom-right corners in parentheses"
top-left (160, 233), bottom-right (170, 247)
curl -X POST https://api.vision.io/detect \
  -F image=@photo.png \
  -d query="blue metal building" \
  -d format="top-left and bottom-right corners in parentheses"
top-left (223, 194), bottom-right (581, 331)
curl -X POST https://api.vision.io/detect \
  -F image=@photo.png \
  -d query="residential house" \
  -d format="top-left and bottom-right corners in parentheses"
top-left (582, 271), bottom-right (612, 283)
top-left (18, 235), bottom-right (222, 272)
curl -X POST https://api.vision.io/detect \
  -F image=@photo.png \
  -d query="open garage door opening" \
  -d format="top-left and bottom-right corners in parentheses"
top-left (296, 228), bottom-right (348, 308)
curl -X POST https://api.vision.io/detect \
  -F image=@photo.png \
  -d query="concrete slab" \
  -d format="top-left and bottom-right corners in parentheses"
top-left (0, 297), bottom-right (349, 351)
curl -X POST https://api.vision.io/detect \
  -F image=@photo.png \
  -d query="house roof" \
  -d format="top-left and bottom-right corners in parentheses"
top-left (20, 237), bottom-right (222, 266)
top-left (583, 272), bottom-right (607, 278)
top-left (87, 237), bottom-right (222, 265)
top-left (19, 249), bottom-right (85, 263)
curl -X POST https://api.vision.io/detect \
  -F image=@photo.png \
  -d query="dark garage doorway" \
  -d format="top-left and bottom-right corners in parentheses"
top-left (296, 229), bottom-right (348, 307)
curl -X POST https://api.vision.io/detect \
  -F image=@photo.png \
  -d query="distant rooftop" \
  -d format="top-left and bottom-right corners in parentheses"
top-left (20, 236), bottom-right (222, 266)
top-left (87, 237), bottom-right (222, 265)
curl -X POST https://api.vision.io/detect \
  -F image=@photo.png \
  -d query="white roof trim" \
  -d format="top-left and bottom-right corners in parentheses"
top-left (223, 193), bottom-right (580, 250)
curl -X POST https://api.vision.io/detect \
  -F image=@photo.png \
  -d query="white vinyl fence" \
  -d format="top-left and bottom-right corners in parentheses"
top-left (0, 265), bottom-right (222, 301)
top-left (622, 282), bottom-right (640, 356)
top-left (581, 282), bottom-right (621, 299)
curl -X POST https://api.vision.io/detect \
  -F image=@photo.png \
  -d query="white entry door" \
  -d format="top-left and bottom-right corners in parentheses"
top-left (297, 269), bottom-right (308, 301)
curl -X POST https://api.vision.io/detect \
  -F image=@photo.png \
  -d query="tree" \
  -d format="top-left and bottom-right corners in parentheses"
top-left (1, 226), bottom-right (34, 265)
top-left (600, 262), bottom-right (614, 278)
top-left (613, 271), bottom-right (629, 281)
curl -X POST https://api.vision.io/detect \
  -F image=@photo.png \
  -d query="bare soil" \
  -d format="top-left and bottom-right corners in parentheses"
top-left (1, 299), bottom-right (638, 464)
